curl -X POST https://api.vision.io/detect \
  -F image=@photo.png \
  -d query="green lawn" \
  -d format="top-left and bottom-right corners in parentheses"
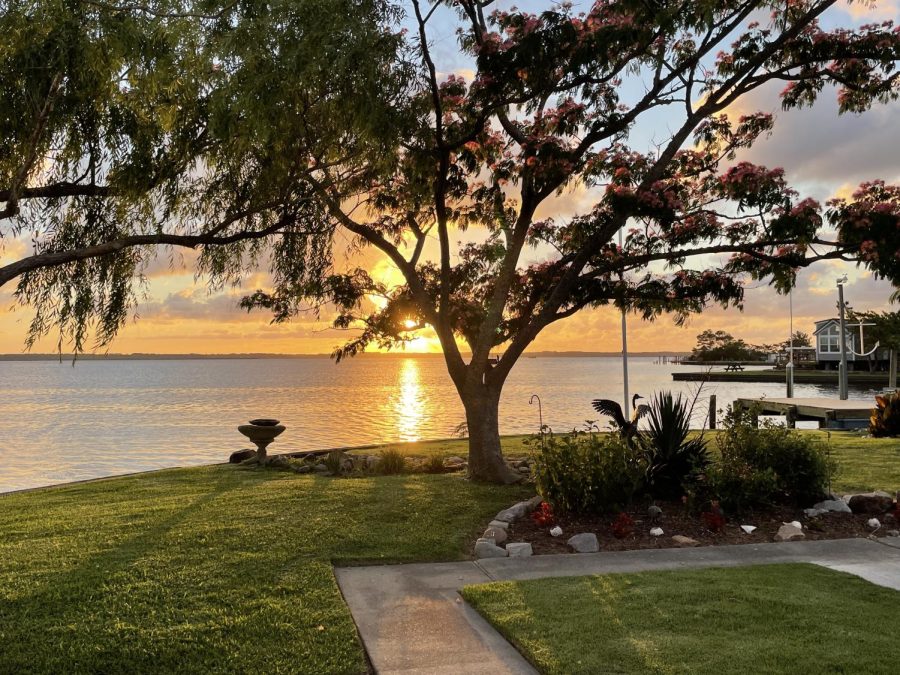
top-left (461, 564), bottom-right (899, 675)
top-left (0, 430), bottom-right (895, 673)
top-left (820, 431), bottom-right (900, 493)
top-left (0, 465), bottom-right (530, 673)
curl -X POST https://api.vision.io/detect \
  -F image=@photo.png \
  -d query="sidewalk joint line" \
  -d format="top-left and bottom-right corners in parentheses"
top-left (474, 558), bottom-right (499, 581)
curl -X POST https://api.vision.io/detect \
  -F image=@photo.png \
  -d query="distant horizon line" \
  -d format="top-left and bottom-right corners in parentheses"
top-left (0, 350), bottom-right (691, 361)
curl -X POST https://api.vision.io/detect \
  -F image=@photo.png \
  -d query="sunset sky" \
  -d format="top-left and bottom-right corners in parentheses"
top-left (1, 0), bottom-right (897, 356)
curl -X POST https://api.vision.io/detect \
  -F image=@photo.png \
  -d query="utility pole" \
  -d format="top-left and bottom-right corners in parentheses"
top-left (837, 275), bottom-right (849, 400)
top-left (890, 348), bottom-right (898, 390)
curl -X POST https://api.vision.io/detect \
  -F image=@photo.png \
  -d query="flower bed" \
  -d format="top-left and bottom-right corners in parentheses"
top-left (501, 498), bottom-right (896, 555)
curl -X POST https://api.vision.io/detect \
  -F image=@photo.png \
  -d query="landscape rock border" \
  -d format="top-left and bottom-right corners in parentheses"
top-left (477, 490), bottom-right (900, 559)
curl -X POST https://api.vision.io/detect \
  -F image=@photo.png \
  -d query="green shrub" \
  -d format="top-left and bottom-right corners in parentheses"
top-left (532, 434), bottom-right (647, 514)
top-left (323, 451), bottom-right (350, 476)
top-left (705, 453), bottom-right (780, 514)
top-left (421, 455), bottom-right (447, 474)
top-left (708, 406), bottom-right (835, 512)
top-left (640, 391), bottom-right (710, 499)
top-left (870, 390), bottom-right (900, 437)
top-left (377, 449), bottom-right (407, 475)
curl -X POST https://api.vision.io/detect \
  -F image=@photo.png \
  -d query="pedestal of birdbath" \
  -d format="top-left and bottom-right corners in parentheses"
top-left (237, 419), bottom-right (286, 465)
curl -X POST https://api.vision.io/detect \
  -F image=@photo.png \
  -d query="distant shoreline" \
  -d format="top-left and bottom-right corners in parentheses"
top-left (0, 350), bottom-right (689, 362)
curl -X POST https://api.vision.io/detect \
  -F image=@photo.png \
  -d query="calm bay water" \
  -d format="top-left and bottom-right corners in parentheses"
top-left (0, 355), bottom-right (881, 492)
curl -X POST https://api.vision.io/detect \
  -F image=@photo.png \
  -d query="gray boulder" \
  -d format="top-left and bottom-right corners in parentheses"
top-left (495, 496), bottom-right (544, 523)
top-left (474, 538), bottom-right (508, 559)
top-left (506, 542), bottom-right (533, 557)
top-left (671, 535), bottom-right (700, 548)
top-left (488, 520), bottom-right (510, 531)
top-left (567, 533), bottom-right (599, 553)
top-left (483, 527), bottom-right (508, 545)
top-left (812, 499), bottom-right (852, 514)
top-left (229, 449), bottom-right (257, 464)
top-left (774, 524), bottom-right (805, 542)
top-left (496, 502), bottom-right (529, 523)
top-left (525, 495), bottom-right (544, 511)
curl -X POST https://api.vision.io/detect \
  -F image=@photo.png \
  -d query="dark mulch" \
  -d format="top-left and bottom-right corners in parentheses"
top-left (507, 500), bottom-right (897, 554)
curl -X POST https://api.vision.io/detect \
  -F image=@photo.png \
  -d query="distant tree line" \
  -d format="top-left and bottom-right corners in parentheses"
top-left (690, 329), bottom-right (811, 362)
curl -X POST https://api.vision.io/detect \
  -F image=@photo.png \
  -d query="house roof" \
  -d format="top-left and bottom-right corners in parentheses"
top-left (813, 318), bottom-right (841, 335)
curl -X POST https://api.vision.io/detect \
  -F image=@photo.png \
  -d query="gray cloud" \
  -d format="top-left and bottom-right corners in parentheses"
top-left (735, 83), bottom-right (900, 199)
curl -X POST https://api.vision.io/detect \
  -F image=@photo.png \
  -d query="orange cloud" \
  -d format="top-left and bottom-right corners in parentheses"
top-left (838, 0), bottom-right (899, 20)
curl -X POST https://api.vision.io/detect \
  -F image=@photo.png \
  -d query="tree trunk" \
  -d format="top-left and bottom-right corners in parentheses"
top-left (462, 385), bottom-right (520, 484)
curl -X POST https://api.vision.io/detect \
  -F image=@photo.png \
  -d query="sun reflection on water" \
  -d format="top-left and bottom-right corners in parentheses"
top-left (394, 358), bottom-right (426, 441)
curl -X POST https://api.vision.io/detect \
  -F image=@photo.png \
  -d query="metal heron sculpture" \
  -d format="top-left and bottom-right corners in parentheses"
top-left (591, 393), bottom-right (650, 446)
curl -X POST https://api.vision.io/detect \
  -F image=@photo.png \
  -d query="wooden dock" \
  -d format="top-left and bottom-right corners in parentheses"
top-left (674, 370), bottom-right (889, 385)
top-left (734, 397), bottom-right (874, 429)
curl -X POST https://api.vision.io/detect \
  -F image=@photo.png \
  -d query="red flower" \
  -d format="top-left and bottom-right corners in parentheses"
top-left (611, 512), bottom-right (634, 539)
top-left (531, 501), bottom-right (555, 526)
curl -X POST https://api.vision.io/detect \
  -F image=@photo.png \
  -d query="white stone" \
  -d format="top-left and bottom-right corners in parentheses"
top-left (445, 456), bottom-right (465, 465)
top-left (567, 533), bottom-right (599, 553)
top-left (867, 518), bottom-right (881, 530)
top-left (550, 525), bottom-right (563, 537)
top-left (649, 527), bottom-right (664, 537)
top-left (774, 524), bottom-right (805, 542)
top-left (506, 542), bottom-right (533, 557)
top-left (474, 538), bottom-right (508, 559)
top-left (488, 520), bottom-right (510, 531)
top-left (812, 499), bottom-right (852, 514)
top-left (740, 525), bottom-right (757, 534)
top-left (483, 527), bottom-right (508, 545)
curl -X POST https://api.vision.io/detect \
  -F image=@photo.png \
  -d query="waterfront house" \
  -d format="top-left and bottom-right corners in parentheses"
top-left (813, 318), bottom-right (890, 370)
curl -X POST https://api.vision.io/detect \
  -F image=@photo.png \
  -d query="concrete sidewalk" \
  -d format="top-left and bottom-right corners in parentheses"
top-left (335, 538), bottom-right (900, 675)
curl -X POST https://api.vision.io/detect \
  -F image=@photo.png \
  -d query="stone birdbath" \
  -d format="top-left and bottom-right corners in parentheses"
top-left (237, 418), bottom-right (286, 465)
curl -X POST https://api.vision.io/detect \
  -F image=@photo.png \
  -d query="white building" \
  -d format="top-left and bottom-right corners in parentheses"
top-left (813, 318), bottom-right (889, 370)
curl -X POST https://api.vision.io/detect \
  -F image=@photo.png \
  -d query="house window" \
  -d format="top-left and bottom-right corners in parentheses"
top-left (818, 325), bottom-right (845, 353)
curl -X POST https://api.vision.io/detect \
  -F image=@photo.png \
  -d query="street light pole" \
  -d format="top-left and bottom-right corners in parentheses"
top-left (619, 229), bottom-right (629, 412)
top-left (837, 275), bottom-right (849, 400)
top-left (786, 289), bottom-right (794, 398)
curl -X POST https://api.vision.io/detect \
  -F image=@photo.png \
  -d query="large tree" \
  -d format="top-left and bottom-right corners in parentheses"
top-left (2, 1), bottom-right (900, 482)
top-left (690, 329), bottom-right (766, 362)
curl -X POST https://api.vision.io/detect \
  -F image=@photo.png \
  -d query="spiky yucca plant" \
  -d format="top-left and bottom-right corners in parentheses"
top-left (641, 391), bottom-right (710, 499)
top-left (870, 391), bottom-right (900, 438)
